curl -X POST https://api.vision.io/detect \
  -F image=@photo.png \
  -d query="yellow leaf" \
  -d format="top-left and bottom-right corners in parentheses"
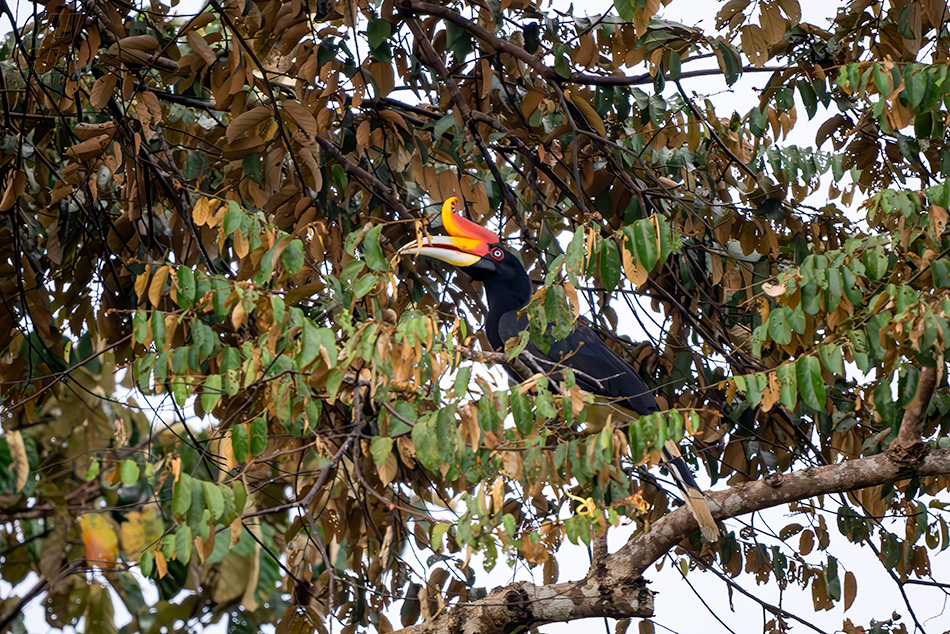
top-left (154, 550), bottom-right (168, 578)
top-left (6, 431), bottom-right (27, 492)
top-left (80, 513), bottom-right (119, 568)
top-left (120, 506), bottom-right (164, 561)
top-left (622, 244), bottom-right (648, 287)
top-left (148, 265), bottom-right (170, 308)
top-left (565, 89), bottom-right (607, 138)
top-left (134, 264), bottom-right (152, 303)
top-left (232, 300), bottom-right (247, 330)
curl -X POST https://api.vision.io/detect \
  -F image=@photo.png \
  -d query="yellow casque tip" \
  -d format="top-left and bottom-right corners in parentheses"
top-left (441, 197), bottom-right (458, 228)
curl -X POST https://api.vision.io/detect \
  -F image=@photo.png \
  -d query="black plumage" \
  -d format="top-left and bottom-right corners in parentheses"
top-left (463, 245), bottom-right (659, 415)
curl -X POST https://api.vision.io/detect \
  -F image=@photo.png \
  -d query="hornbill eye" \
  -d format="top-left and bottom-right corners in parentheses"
top-left (489, 247), bottom-right (504, 261)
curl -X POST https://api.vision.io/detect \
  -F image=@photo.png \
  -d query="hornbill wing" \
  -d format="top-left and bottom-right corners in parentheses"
top-left (497, 311), bottom-right (659, 415)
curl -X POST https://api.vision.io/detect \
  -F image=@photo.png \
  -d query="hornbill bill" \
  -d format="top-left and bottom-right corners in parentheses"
top-left (397, 197), bottom-right (719, 541)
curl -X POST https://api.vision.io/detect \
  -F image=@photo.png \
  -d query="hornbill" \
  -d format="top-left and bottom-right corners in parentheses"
top-left (397, 197), bottom-right (719, 541)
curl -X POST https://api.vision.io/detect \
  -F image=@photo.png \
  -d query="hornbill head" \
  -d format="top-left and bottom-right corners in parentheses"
top-left (396, 197), bottom-right (524, 285)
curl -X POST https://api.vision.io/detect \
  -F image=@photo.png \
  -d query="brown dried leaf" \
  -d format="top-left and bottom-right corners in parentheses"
top-left (844, 570), bottom-right (857, 611)
top-left (0, 170), bottom-right (25, 212)
top-left (186, 30), bottom-right (217, 66)
top-left (227, 107), bottom-right (273, 144)
top-left (282, 100), bottom-right (317, 137)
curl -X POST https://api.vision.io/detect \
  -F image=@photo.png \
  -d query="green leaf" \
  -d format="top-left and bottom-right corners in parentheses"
top-left (151, 311), bottom-right (166, 350)
top-left (249, 417), bottom-right (268, 456)
top-left (453, 365), bottom-right (471, 398)
top-left (176, 267), bottom-right (196, 308)
top-left (510, 388), bottom-right (533, 436)
top-left (776, 362), bottom-right (798, 411)
top-left (297, 321), bottom-right (337, 369)
top-left (796, 356), bottom-right (826, 411)
top-left (715, 41), bottom-right (742, 85)
top-left (600, 238), bottom-right (621, 291)
top-left (615, 0), bottom-right (635, 21)
top-left (564, 227), bottom-right (586, 276)
top-left (200, 374), bottom-right (222, 415)
top-left (172, 473), bottom-right (194, 517)
top-left (242, 152), bottom-right (262, 183)
top-left (545, 285), bottom-right (574, 342)
top-left (132, 310), bottom-right (148, 344)
top-left (231, 425), bottom-right (249, 463)
top-left (370, 436), bottom-right (393, 466)
top-left (932, 259), bottom-right (950, 288)
top-left (432, 114), bottom-right (458, 141)
top-left (435, 407), bottom-right (459, 467)
top-left (554, 43), bottom-right (571, 79)
top-left (281, 239), bottom-right (304, 275)
top-left (223, 201), bottom-right (243, 235)
top-left (825, 556), bottom-right (841, 601)
top-left (633, 219), bottom-right (659, 271)
top-left (412, 414), bottom-right (440, 472)
top-left (446, 22), bottom-right (472, 61)
top-left (120, 459), bottom-right (139, 486)
top-left (176, 525), bottom-right (192, 566)
top-left (352, 272), bottom-right (378, 298)
top-left (363, 224), bottom-right (388, 271)
top-left (140, 551), bottom-right (154, 578)
top-left (797, 80), bottom-right (818, 120)
top-left (769, 307), bottom-right (792, 345)
top-left (863, 247), bottom-right (889, 281)
top-left (749, 107), bottom-right (768, 137)
top-left (366, 18), bottom-right (392, 50)
top-left (668, 50), bottom-right (681, 80)
top-left (431, 522), bottom-right (451, 549)
top-left (203, 481), bottom-right (225, 521)
top-left (818, 344), bottom-right (844, 376)
top-left (326, 368), bottom-right (344, 402)
top-left (841, 265), bottom-right (863, 305)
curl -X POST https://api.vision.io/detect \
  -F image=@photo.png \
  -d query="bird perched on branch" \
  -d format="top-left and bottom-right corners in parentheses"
top-left (397, 197), bottom-right (719, 541)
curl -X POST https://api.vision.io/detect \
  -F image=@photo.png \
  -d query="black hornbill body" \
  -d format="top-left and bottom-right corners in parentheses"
top-left (397, 197), bottom-right (719, 541)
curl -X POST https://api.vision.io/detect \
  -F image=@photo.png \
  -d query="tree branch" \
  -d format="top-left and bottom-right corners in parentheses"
top-left (892, 365), bottom-right (938, 457)
top-left (611, 447), bottom-right (950, 580)
top-left (395, 576), bottom-right (653, 634)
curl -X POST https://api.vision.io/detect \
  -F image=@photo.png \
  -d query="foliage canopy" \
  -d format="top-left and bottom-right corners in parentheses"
top-left (2, 0), bottom-right (950, 632)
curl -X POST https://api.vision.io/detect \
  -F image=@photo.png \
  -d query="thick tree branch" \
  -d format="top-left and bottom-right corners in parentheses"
top-left (610, 447), bottom-right (950, 580)
top-left (395, 576), bottom-right (653, 634)
top-left (892, 365), bottom-right (937, 457)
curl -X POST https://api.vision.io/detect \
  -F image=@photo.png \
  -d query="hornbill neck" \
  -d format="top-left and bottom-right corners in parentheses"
top-left (482, 263), bottom-right (532, 351)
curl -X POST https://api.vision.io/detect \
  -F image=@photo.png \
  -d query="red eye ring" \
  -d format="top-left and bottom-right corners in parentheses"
top-left (490, 247), bottom-right (504, 261)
